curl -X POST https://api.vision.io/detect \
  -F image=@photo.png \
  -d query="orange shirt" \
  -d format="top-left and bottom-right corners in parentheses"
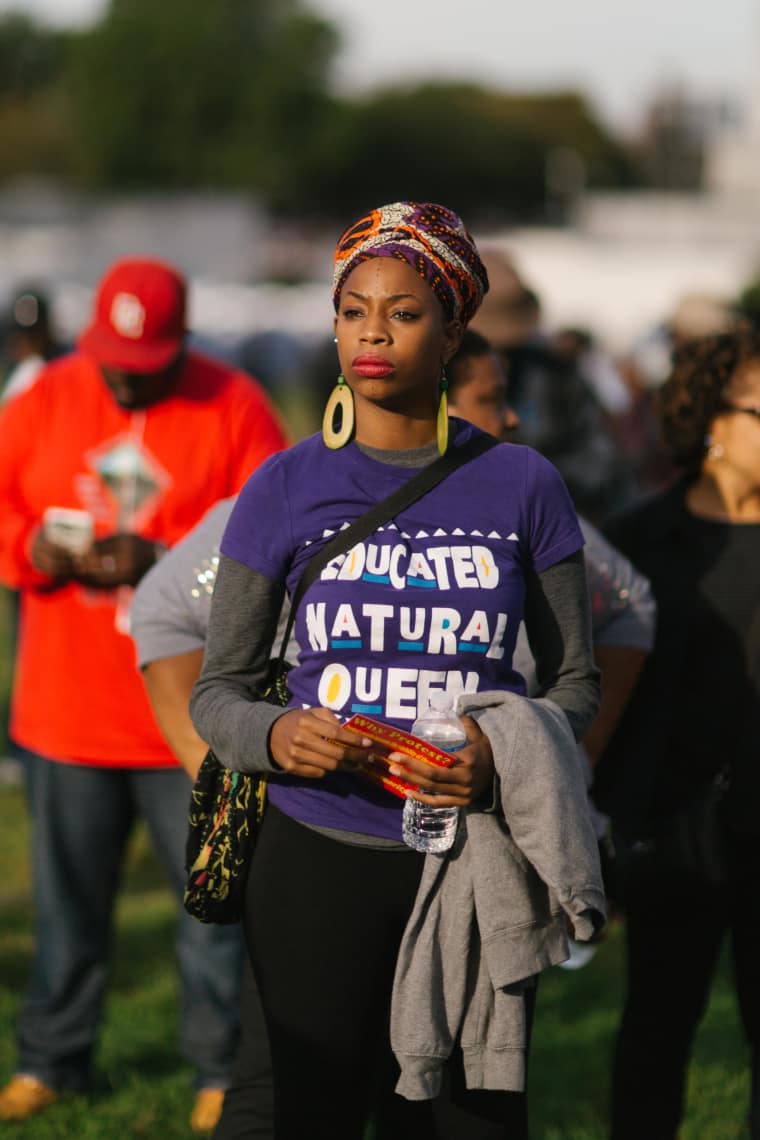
top-left (0, 349), bottom-right (288, 767)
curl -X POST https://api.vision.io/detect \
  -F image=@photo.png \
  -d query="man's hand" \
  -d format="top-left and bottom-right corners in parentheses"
top-left (386, 715), bottom-right (494, 807)
top-left (30, 530), bottom-right (77, 583)
top-left (75, 534), bottom-right (159, 589)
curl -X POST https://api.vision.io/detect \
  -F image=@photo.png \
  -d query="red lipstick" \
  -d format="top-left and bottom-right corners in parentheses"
top-left (352, 354), bottom-right (395, 378)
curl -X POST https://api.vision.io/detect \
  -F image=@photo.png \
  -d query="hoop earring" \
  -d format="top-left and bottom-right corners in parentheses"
top-left (437, 371), bottom-right (449, 455)
top-left (704, 433), bottom-right (724, 462)
top-left (322, 374), bottom-right (355, 449)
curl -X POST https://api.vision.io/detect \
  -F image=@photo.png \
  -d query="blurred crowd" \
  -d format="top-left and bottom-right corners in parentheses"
top-left (0, 233), bottom-right (758, 1140)
top-left (1, 252), bottom-right (746, 522)
top-left (5, 255), bottom-right (743, 526)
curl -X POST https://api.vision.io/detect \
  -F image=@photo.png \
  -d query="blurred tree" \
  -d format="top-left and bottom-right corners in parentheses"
top-left (0, 12), bottom-right (68, 98)
top-left (0, 13), bottom-right (74, 180)
top-left (0, 94), bottom-right (73, 180)
top-left (0, 4), bottom-right (642, 222)
top-left (66, 0), bottom-right (338, 190)
top-left (222, 10), bottom-right (340, 206)
top-left (317, 84), bottom-right (545, 222)
top-left (307, 83), bottom-right (639, 225)
top-left (632, 86), bottom-right (707, 191)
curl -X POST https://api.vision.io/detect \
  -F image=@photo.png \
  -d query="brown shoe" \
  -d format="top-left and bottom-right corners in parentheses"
top-left (0, 1074), bottom-right (58, 1121)
top-left (190, 1087), bottom-right (226, 1133)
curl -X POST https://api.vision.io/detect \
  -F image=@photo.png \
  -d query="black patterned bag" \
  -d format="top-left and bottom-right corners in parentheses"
top-left (183, 752), bottom-right (266, 924)
top-left (183, 661), bottom-right (290, 925)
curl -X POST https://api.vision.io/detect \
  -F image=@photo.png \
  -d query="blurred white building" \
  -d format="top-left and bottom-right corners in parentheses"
top-left (0, 184), bottom-right (335, 351)
top-left (490, 77), bottom-right (760, 355)
top-left (484, 188), bottom-right (758, 355)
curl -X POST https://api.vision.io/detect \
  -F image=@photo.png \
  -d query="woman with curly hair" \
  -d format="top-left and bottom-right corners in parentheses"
top-left (593, 327), bottom-right (760, 1139)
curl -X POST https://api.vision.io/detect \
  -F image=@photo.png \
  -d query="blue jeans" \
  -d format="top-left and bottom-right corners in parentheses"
top-left (16, 755), bottom-right (243, 1092)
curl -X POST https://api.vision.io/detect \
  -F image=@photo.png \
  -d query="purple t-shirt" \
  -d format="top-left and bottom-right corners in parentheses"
top-left (221, 421), bottom-right (583, 840)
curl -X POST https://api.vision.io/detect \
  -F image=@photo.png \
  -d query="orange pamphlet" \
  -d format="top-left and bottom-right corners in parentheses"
top-left (342, 712), bottom-right (455, 800)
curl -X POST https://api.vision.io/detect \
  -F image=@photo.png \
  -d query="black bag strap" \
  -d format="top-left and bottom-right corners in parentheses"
top-left (270, 432), bottom-right (498, 678)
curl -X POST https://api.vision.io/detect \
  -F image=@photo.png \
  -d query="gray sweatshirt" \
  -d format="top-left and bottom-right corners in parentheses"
top-left (391, 689), bottom-right (606, 1100)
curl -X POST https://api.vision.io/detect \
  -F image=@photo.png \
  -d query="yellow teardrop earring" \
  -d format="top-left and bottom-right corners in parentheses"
top-left (436, 370), bottom-right (450, 455)
top-left (322, 374), bottom-right (355, 449)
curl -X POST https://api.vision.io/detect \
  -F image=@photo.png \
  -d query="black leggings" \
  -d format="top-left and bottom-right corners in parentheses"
top-left (242, 804), bottom-right (530, 1140)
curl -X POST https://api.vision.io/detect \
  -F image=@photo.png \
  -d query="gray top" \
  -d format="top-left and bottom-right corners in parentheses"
top-left (130, 499), bottom-right (236, 668)
top-left (512, 515), bottom-right (655, 690)
top-left (580, 517), bottom-right (655, 651)
top-left (129, 495), bottom-right (293, 669)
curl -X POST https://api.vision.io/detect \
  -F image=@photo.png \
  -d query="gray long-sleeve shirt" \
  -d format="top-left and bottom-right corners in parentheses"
top-left (190, 441), bottom-right (600, 780)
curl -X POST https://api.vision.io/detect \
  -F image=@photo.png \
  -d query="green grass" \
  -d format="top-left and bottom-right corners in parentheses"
top-left (0, 785), bottom-right (197, 1139)
top-left (529, 929), bottom-right (750, 1139)
top-left (0, 780), bottom-right (752, 1138)
top-left (0, 587), bottom-right (16, 754)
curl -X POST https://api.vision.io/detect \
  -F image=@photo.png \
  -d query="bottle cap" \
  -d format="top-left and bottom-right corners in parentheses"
top-left (428, 691), bottom-right (455, 714)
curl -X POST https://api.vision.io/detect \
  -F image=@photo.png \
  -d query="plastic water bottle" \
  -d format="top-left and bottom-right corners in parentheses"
top-left (402, 693), bottom-right (466, 854)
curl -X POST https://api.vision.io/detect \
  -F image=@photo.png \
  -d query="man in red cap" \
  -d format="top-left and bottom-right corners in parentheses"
top-left (0, 257), bottom-right (288, 1131)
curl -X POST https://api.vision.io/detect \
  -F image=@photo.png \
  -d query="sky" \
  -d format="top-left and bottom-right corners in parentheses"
top-left (2, 0), bottom-right (758, 131)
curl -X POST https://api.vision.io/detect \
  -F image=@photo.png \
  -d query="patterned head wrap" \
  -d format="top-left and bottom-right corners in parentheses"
top-left (332, 202), bottom-right (489, 327)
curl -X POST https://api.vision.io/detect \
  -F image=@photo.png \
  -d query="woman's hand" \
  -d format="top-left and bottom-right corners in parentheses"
top-left (269, 707), bottom-right (373, 780)
top-left (386, 716), bottom-right (494, 807)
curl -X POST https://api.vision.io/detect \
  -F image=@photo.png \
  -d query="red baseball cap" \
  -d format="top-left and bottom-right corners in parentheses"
top-left (78, 257), bottom-right (187, 373)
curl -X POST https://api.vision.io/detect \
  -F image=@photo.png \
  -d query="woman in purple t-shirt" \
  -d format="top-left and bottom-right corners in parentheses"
top-left (191, 202), bottom-right (599, 1139)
